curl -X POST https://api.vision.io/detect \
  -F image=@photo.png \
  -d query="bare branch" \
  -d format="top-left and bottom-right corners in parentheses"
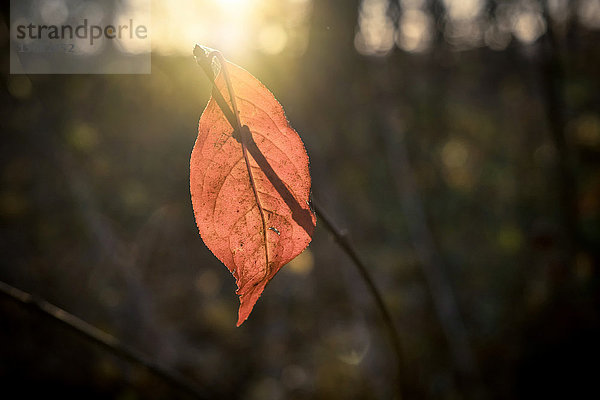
top-left (0, 280), bottom-right (209, 400)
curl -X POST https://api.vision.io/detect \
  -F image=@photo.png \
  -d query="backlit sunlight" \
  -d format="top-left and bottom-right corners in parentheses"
top-left (151, 0), bottom-right (312, 58)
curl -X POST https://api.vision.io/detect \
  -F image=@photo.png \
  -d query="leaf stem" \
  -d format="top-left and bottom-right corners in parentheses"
top-left (202, 49), bottom-right (272, 285)
top-left (0, 280), bottom-right (210, 399)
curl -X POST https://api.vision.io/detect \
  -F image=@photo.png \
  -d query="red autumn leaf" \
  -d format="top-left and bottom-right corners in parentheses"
top-left (190, 52), bottom-right (316, 326)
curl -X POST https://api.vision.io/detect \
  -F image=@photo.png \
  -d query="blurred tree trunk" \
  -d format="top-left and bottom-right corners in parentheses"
top-left (540, 1), bottom-right (577, 271)
top-left (372, 61), bottom-right (483, 399)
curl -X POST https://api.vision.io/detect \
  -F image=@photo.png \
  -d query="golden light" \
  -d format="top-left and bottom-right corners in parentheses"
top-left (287, 249), bottom-right (314, 275)
top-left (151, 0), bottom-right (257, 55)
top-left (258, 24), bottom-right (288, 55)
top-left (150, 0), bottom-right (313, 58)
top-left (215, 0), bottom-right (252, 11)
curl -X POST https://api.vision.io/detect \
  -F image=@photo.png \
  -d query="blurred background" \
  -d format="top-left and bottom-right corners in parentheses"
top-left (1, 0), bottom-right (600, 398)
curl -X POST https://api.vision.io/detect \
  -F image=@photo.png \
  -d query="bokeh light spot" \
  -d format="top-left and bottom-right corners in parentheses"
top-left (258, 24), bottom-right (288, 55)
top-left (287, 248), bottom-right (314, 275)
top-left (513, 11), bottom-right (546, 44)
top-left (397, 9), bottom-right (432, 53)
top-left (7, 76), bottom-right (32, 100)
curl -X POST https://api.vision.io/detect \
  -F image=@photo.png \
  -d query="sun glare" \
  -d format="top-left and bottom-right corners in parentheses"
top-left (150, 0), bottom-right (313, 57)
top-left (216, 0), bottom-right (250, 9)
top-left (151, 0), bottom-right (254, 55)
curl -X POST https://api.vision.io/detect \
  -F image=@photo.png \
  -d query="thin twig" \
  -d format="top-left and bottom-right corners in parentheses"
top-left (311, 203), bottom-right (408, 394)
top-left (0, 280), bottom-right (209, 399)
top-left (194, 45), bottom-right (407, 398)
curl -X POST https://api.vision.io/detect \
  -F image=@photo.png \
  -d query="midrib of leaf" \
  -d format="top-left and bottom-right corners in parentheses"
top-left (220, 60), bottom-right (270, 278)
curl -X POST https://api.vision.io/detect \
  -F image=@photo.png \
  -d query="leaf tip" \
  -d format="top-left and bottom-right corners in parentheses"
top-left (235, 280), bottom-right (269, 327)
top-left (193, 44), bottom-right (202, 58)
top-left (236, 305), bottom-right (252, 327)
